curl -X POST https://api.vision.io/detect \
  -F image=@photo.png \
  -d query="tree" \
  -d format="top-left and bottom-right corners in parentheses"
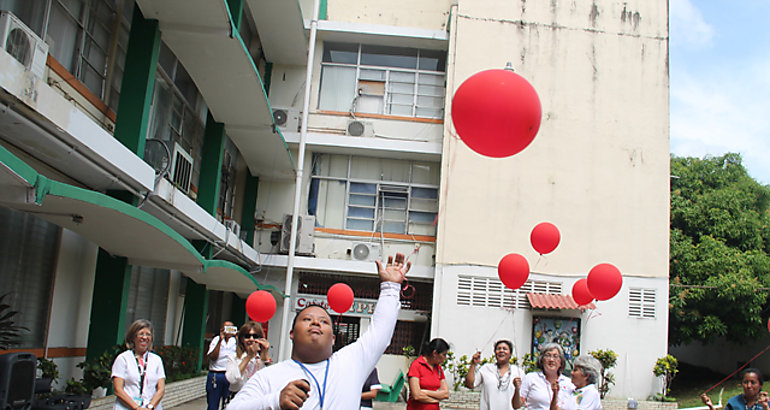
top-left (589, 349), bottom-right (617, 399)
top-left (653, 354), bottom-right (679, 399)
top-left (669, 153), bottom-right (770, 345)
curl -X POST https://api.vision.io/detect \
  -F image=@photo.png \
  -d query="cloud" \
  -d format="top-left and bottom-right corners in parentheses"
top-left (669, 0), bottom-right (715, 50)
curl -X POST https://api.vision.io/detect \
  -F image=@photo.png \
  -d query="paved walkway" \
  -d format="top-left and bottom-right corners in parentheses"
top-left (168, 397), bottom-right (407, 409)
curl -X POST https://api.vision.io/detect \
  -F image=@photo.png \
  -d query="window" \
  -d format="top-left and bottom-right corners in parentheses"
top-left (218, 140), bottom-right (238, 221)
top-left (332, 316), bottom-right (360, 352)
top-left (126, 266), bottom-right (170, 343)
top-left (319, 42), bottom-right (446, 119)
top-left (309, 154), bottom-right (440, 236)
top-left (385, 320), bottom-right (427, 355)
top-left (456, 275), bottom-right (563, 309)
top-left (628, 288), bottom-right (656, 319)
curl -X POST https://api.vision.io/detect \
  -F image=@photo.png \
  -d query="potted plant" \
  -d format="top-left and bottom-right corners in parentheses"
top-left (36, 357), bottom-right (59, 393)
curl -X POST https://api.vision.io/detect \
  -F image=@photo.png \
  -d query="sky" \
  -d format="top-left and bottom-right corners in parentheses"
top-left (669, 0), bottom-right (770, 185)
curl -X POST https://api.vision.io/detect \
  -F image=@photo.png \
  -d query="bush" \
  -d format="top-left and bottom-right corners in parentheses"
top-left (154, 345), bottom-right (200, 382)
top-left (78, 344), bottom-right (124, 393)
top-left (589, 349), bottom-right (618, 399)
top-left (37, 357), bottom-right (59, 383)
top-left (653, 354), bottom-right (679, 399)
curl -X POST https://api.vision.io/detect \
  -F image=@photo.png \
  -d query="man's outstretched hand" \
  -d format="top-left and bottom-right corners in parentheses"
top-left (375, 253), bottom-right (411, 284)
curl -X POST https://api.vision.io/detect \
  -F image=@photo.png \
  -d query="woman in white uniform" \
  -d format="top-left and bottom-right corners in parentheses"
top-left (111, 319), bottom-right (166, 410)
top-left (513, 343), bottom-right (574, 410)
top-left (465, 340), bottom-right (525, 409)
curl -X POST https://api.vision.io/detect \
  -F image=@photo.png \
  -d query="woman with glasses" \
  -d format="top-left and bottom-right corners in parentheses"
top-left (464, 340), bottom-right (525, 409)
top-left (225, 321), bottom-right (272, 392)
top-left (513, 343), bottom-right (574, 410)
top-left (562, 355), bottom-right (603, 410)
top-left (112, 319), bottom-right (166, 410)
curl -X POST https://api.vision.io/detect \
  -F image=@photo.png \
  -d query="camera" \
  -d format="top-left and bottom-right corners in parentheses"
top-left (224, 325), bottom-right (237, 334)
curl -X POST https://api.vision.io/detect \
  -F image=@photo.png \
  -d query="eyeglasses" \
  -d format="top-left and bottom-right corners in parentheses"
top-left (137, 332), bottom-right (152, 338)
top-left (543, 353), bottom-right (560, 359)
top-left (243, 333), bottom-right (260, 339)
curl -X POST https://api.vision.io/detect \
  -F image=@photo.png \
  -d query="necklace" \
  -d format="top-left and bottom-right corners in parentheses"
top-left (496, 364), bottom-right (512, 391)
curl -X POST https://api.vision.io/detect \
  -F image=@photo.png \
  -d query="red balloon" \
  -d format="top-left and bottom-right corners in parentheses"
top-left (498, 253), bottom-right (530, 290)
top-left (327, 283), bottom-right (354, 314)
top-left (246, 290), bottom-right (276, 323)
top-left (587, 263), bottom-right (623, 301)
top-left (530, 222), bottom-right (561, 255)
top-left (451, 69), bottom-right (542, 158)
top-left (571, 279), bottom-right (594, 306)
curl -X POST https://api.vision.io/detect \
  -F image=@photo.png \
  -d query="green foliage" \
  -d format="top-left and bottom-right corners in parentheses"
top-left (653, 354), bottom-right (679, 398)
top-left (520, 353), bottom-right (537, 374)
top-left (402, 345), bottom-right (416, 361)
top-left (669, 154), bottom-right (770, 345)
top-left (0, 293), bottom-right (29, 349)
top-left (64, 378), bottom-right (89, 395)
top-left (78, 344), bottom-right (124, 393)
top-left (154, 345), bottom-right (201, 382)
top-left (37, 357), bottom-right (59, 383)
top-left (589, 349), bottom-right (618, 399)
top-left (444, 351), bottom-right (470, 391)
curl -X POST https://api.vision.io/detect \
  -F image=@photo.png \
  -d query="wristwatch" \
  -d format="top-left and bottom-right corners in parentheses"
top-left (147, 404), bottom-right (155, 409)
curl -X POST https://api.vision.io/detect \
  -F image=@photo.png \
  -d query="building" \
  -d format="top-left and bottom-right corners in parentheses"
top-left (0, 0), bottom-right (669, 398)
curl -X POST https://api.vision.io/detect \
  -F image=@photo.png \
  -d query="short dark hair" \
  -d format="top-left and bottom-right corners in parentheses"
top-left (292, 303), bottom-right (332, 329)
top-left (741, 368), bottom-right (764, 386)
top-left (423, 338), bottom-right (450, 356)
top-left (495, 339), bottom-right (513, 352)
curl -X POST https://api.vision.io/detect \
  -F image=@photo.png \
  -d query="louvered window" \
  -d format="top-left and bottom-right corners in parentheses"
top-left (126, 266), bottom-right (170, 342)
top-left (456, 275), bottom-right (562, 309)
top-left (628, 288), bottom-right (656, 319)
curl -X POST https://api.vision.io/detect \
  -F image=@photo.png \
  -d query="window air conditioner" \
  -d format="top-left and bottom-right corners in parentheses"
top-left (350, 242), bottom-right (381, 262)
top-left (170, 142), bottom-right (194, 194)
top-left (272, 106), bottom-right (301, 133)
top-left (0, 11), bottom-right (48, 78)
top-left (346, 120), bottom-right (374, 137)
top-left (224, 219), bottom-right (241, 238)
top-left (280, 214), bottom-right (315, 255)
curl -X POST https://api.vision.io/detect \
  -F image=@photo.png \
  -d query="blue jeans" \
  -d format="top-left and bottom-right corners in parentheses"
top-left (206, 371), bottom-right (230, 410)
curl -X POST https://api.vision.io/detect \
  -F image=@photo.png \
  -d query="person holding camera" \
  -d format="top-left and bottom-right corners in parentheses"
top-left (207, 320), bottom-right (237, 410)
top-left (226, 321), bottom-right (272, 392)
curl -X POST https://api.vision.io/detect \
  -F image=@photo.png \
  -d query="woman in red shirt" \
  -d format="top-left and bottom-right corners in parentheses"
top-left (407, 338), bottom-right (451, 409)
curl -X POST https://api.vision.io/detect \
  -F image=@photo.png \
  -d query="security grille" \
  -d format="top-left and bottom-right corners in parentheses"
top-left (628, 288), bottom-right (656, 319)
top-left (457, 275), bottom-right (562, 309)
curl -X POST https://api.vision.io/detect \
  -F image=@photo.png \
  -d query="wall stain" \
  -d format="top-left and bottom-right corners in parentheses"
top-left (589, 2), bottom-right (600, 27)
top-left (621, 4), bottom-right (641, 31)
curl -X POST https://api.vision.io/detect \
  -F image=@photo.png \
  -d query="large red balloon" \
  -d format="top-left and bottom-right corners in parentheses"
top-left (498, 253), bottom-right (530, 290)
top-left (327, 283), bottom-right (354, 314)
top-left (246, 290), bottom-right (276, 323)
top-left (451, 69), bottom-right (542, 158)
top-left (530, 222), bottom-right (561, 255)
top-left (587, 263), bottom-right (623, 301)
top-left (571, 279), bottom-right (594, 306)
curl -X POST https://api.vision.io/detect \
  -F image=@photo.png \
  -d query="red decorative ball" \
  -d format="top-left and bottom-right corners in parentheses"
top-left (451, 69), bottom-right (542, 158)
top-left (586, 263), bottom-right (623, 301)
top-left (571, 279), bottom-right (594, 306)
top-left (246, 290), bottom-right (276, 323)
top-left (498, 253), bottom-right (530, 290)
top-left (327, 283), bottom-right (354, 314)
top-left (530, 222), bottom-right (561, 255)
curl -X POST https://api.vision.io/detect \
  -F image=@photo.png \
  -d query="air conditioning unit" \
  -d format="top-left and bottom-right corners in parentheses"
top-left (0, 11), bottom-right (48, 78)
top-left (350, 242), bottom-right (381, 262)
top-left (346, 120), bottom-right (374, 137)
top-left (224, 219), bottom-right (241, 238)
top-left (280, 214), bottom-right (315, 255)
top-left (272, 106), bottom-right (301, 132)
top-left (170, 142), bottom-right (194, 194)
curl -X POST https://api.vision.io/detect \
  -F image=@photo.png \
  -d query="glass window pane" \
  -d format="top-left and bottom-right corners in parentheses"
top-left (314, 179), bottom-right (346, 229)
top-left (412, 187), bottom-right (438, 199)
top-left (418, 83), bottom-right (444, 96)
top-left (350, 182), bottom-right (376, 194)
top-left (47, 2), bottom-right (81, 71)
top-left (319, 65), bottom-right (357, 111)
top-left (348, 206), bottom-right (374, 218)
top-left (382, 221), bottom-right (405, 234)
top-left (360, 69), bottom-right (385, 81)
top-left (347, 219), bottom-right (373, 231)
top-left (388, 105), bottom-right (412, 116)
top-left (314, 154), bottom-right (348, 178)
top-left (382, 197), bottom-right (407, 209)
top-left (158, 42), bottom-right (176, 75)
top-left (411, 163), bottom-right (440, 184)
top-left (417, 95), bottom-right (443, 108)
top-left (409, 211), bottom-right (436, 223)
top-left (390, 71), bottom-right (415, 83)
top-left (416, 107), bottom-right (443, 118)
top-left (350, 157), bottom-right (382, 180)
top-left (418, 49), bottom-right (446, 71)
top-left (323, 42), bottom-right (358, 64)
top-left (349, 194), bottom-right (375, 206)
top-left (360, 45), bottom-right (417, 69)
top-left (409, 222), bottom-right (435, 235)
top-left (81, 63), bottom-right (104, 97)
top-left (390, 82), bottom-right (414, 94)
top-left (390, 94), bottom-right (414, 105)
top-left (410, 198), bottom-right (437, 212)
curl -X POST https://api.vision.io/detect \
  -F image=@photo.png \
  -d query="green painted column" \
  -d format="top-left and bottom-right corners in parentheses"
top-left (196, 112), bottom-right (226, 216)
top-left (86, 249), bottom-right (132, 361)
top-left (320, 0), bottom-right (327, 20)
top-left (241, 173), bottom-right (258, 245)
top-left (113, 4), bottom-right (160, 156)
top-left (263, 62), bottom-right (273, 95)
top-left (230, 295), bottom-right (246, 326)
top-left (182, 280), bottom-right (209, 371)
top-left (226, 0), bottom-right (243, 31)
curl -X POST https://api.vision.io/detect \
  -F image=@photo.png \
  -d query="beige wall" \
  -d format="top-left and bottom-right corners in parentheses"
top-left (436, 0), bottom-right (669, 278)
top-left (324, 0), bottom-right (453, 31)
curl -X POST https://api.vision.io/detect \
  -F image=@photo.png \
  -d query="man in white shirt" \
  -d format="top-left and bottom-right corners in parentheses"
top-left (207, 320), bottom-right (238, 410)
top-left (228, 253), bottom-right (410, 410)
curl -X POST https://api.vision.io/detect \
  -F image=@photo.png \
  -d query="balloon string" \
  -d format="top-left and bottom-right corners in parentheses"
top-left (703, 345), bottom-right (770, 394)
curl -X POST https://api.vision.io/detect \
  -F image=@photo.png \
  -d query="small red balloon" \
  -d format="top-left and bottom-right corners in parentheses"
top-left (327, 283), bottom-right (354, 314)
top-left (451, 69), bottom-right (542, 158)
top-left (767, 318), bottom-right (770, 334)
top-left (531, 222), bottom-right (561, 255)
top-left (246, 290), bottom-right (276, 323)
top-left (498, 253), bottom-right (530, 290)
top-left (587, 263), bottom-right (623, 301)
top-left (572, 279), bottom-right (594, 306)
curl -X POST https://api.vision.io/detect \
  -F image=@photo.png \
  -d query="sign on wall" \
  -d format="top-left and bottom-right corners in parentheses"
top-left (531, 316), bottom-right (581, 371)
top-left (295, 294), bottom-right (378, 318)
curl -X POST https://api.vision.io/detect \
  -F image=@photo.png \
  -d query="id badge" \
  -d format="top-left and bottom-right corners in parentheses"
top-left (132, 397), bottom-right (142, 408)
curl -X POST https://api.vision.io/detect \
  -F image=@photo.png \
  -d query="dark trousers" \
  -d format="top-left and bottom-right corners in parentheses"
top-left (206, 371), bottom-right (230, 410)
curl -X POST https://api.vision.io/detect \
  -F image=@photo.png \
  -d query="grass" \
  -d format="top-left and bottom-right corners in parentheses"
top-left (669, 362), bottom-right (744, 408)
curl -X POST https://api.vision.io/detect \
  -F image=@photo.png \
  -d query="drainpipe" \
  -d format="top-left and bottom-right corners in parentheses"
top-left (278, 0), bottom-right (321, 361)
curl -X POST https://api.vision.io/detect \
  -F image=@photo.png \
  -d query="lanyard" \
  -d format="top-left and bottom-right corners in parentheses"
top-left (135, 351), bottom-right (147, 397)
top-left (293, 359), bottom-right (330, 409)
